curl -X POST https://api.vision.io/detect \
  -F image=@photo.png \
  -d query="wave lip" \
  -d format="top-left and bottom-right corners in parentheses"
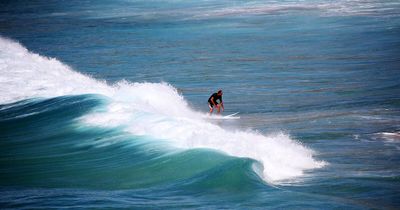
top-left (0, 36), bottom-right (325, 183)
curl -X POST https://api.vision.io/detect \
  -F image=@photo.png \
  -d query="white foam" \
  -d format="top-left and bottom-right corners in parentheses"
top-left (0, 36), bottom-right (325, 183)
top-left (0, 37), bottom-right (113, 103)
top-left (378, 132), bottom-right (400, 142)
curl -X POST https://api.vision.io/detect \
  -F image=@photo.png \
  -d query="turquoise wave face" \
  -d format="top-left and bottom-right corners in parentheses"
top-left (0, 95), bottom-right (263, 191)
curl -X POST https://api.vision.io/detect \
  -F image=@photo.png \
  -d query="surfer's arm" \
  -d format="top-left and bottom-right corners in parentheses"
top-left (210, 97), bottom-right (217, 106)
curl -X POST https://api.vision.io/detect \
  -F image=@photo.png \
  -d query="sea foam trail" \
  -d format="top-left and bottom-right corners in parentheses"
top-left (0, 37), bottom-right (325, 183)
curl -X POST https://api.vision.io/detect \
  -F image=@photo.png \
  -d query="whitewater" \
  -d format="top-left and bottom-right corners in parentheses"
top-left (0, 36), bottom-right (324, 183)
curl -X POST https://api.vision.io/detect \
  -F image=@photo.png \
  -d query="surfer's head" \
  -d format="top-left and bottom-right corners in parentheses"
top-left (217, 90), bottom-right (223, 95)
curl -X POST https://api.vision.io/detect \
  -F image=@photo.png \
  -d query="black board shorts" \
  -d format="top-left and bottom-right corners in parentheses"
top-left (208, 102), bottom-right (218, 108)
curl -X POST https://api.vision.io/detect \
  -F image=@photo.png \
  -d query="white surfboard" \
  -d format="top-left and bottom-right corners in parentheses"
top-left (222, 112), bottom-right (240, 118)
top-left (206, 112), bottom-right (240, 120)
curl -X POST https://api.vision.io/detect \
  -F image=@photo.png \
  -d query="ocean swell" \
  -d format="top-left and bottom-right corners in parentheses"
top-left (0, 36), bottom-right (325, 183)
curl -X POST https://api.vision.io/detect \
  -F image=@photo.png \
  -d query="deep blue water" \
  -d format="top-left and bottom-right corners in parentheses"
top-left (1, 0), bottom-right (400, 209)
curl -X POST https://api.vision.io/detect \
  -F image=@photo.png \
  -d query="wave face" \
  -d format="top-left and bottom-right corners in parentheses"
top-left (0, 37), bottom-right (324, 188)
top-left (0, 95), bottom-right (249, 190)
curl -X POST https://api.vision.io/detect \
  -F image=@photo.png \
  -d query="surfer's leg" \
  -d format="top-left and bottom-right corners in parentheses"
top-left (216, 104), bottom-right (221, 113)
top-left (208, 103), bottom-right (213, 114)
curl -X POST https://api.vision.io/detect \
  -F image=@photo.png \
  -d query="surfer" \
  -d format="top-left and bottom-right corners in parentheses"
top-left (208, 90), bottom-right (224, 114)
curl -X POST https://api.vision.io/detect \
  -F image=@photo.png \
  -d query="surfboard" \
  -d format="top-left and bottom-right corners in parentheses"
top-left (205, 112), bottom-right (240, 120)
top-left (223, 112), bottom-right (240, 118)
top-left (218, 112), bottom-right (240, 120)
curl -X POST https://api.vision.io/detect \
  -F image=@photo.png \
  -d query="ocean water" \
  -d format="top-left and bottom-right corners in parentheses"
top-left (1, 0), bottom-right (400, 209)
